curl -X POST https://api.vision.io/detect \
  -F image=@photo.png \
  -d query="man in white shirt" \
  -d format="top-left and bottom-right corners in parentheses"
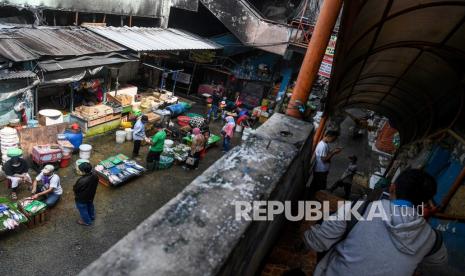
top-left (31, 164), bottom-right (63, 207)
top-left (310, 130), bottom-right (342, 197)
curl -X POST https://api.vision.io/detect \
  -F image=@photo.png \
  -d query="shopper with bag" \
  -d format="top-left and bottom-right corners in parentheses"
top-left (222, 116), bottom-right (235, 152)
top-left (184, 128), bottom-right (205, 170)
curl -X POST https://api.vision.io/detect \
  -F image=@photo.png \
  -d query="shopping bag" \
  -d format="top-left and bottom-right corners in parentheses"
top-left (186, 156), bottom-right (196, 166)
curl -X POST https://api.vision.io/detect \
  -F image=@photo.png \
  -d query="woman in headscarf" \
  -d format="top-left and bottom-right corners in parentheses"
top-left (222, 116), bottom-right (235, 152)
top-left (186, 128), bottom-right (205, 170)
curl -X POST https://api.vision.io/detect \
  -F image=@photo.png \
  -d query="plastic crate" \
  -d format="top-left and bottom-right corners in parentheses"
top-left (32, 145), bottom-right (62, 164)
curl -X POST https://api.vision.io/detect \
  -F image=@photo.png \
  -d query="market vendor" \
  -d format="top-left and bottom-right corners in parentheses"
top-left (31, 165), bottom-right (63, 207)
top-left (132, 115), bottom-right (149, 158)
top-left (145, 123), bottom-right (166, 171)
top-left (185, 128), bottom-right (205, 170)
top-left (3, 156), bottom-right (32, 200)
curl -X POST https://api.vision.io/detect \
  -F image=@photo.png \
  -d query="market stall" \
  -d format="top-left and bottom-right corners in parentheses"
top-left (70, 104), bottom-right (121, 137)
top-left (18, 197), bottom-right (48, 227)
top-left (94, 154), bottom-right (146, 187)
top-left (0, 198), bottom-right (29, 232)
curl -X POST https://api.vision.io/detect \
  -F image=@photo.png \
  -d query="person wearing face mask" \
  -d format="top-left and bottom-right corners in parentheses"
top-left (3, 156), bottom-right (32, 200)
top-left (31, 164), bottom-right (63, 207)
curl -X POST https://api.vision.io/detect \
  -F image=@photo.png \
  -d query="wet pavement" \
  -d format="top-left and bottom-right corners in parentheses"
top-left (0, 106), bottom-right (233, 275)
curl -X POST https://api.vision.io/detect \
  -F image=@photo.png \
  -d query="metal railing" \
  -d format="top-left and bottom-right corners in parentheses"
top-left (289, 19), bottom-right (315, 47)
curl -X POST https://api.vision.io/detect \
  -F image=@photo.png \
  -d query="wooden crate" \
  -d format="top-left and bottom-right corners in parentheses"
top-left (25, 211), bottom-right (47, 228)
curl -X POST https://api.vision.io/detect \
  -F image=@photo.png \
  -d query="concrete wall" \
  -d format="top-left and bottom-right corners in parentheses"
top-left (199, 0), bottom-right (291, 55)
top-left (1, 0), bottom-right (198, 17)
top-left (80, 113), bottom-right (313, 276)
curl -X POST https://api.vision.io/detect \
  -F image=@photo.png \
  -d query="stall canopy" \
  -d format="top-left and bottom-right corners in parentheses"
top-left (327, 0), bottom-right (465, 144)
top-left (0, 70), bottom-right (39, 101)
top-left (38, 53), bottom-right (138, 72)
top-left (0, 26), bottom-right (126, 62)
top-left (86, 26), bottom-right (223, 52)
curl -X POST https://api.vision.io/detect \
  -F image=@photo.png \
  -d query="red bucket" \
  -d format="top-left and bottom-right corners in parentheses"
top-left (177, 116), bottom-right (190, 127)
top-left (60, 156), bottom-right (71, 168)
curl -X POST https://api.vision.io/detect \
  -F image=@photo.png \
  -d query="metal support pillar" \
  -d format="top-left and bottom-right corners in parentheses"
top-left (286, 0), bottom-right (343, 118)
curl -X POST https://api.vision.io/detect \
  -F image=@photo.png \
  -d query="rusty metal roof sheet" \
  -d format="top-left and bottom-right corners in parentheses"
top-left (327, 0), bottom-right (465, 144)
top-left (0, 27), bottom-right (126, 62)
top-left (86, 26), bottom-right (222, 52)
top-left (0, 70), bottom-right (36, 80)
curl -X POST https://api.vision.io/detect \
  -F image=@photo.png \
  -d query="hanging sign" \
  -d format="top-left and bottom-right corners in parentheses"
top-left (172, 72), bottom-right (191, 85)
top-left (318, 34), bottom-right (337, 78)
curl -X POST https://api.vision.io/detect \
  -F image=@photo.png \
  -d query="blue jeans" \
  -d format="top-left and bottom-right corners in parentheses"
top-left (223, 136), bottom-right (231, 152)
top-left (38, 186), bottom-right (60, 207)
top-left (44, 193), bottom-right (61, 207)
top-left (75, 201), bottom-right (95, 225)
top-left (207, 105), bottom-right (218, 119)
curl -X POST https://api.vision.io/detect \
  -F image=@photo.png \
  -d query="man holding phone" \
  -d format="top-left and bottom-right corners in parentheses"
top-left (310, 130), bottom-right (342, 197)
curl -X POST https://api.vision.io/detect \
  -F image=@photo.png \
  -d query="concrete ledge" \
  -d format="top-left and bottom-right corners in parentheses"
top-left (80, 114), bottom-right (313, 276)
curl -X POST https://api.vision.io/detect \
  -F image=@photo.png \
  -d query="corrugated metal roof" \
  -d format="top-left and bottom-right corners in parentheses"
top-left (38, 54), bottom-right (138, 72)
top-left (86, 26), bottom-right (222, 52)
top-left (0, 70), bottom-right (37, 80)
top-left (0, 27), bottom-right (126, 62)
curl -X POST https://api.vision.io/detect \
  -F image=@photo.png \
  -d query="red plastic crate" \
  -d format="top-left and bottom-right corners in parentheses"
top-left (32, 145), bottom-right (63, 165)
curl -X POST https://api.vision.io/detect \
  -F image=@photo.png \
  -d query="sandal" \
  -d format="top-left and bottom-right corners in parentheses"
top-left (77, 219), bottom-right (91, 226)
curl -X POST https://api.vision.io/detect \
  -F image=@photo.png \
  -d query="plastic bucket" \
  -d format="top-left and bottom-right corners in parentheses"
top-left (64, 129), bottom-right (83, 151)
top-left (120, 121), bottom-right (132, 129)
top-left (116, 130), bottom-right (126, 144)
top-left (62, 147), bottom-right (73, 157)
top-left (79, 144), bottom-right (92, 159)
top-left (60, 155), bottom-right (71, 168)
top-left (125, 128), bottom-right (133, 141)
top-left (177, 116), bottom-right (190, 127)
top-left (75, 159), bottom-right (90, 175)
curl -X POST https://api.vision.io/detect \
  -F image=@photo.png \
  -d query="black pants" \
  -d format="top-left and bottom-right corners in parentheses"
top-left (330, 180), bottom-right (352, 199)
top-left (309, 171), bottom-right (328, 198)
top-left (146, 150), bottom-right (161, 170)
top-left (133, 140), bottom-right (142, 156)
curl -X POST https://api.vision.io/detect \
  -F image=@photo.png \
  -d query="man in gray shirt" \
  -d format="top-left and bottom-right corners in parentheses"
top-left (132, 115), bottom-right (148, 158)
top-left (305, 169), bottom-right (447, 276)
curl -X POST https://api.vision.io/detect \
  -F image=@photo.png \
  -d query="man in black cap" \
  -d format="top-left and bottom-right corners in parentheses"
top-left (132, 115), bottom-right (149, 158)
top-left (3, 156), bottom-right (31, 200)
top-left (73, 162), bottom-right (99, 226)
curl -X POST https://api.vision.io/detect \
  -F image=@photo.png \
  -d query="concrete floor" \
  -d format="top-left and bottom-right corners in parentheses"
top-left (0, 106), bottom-right (232, 275)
